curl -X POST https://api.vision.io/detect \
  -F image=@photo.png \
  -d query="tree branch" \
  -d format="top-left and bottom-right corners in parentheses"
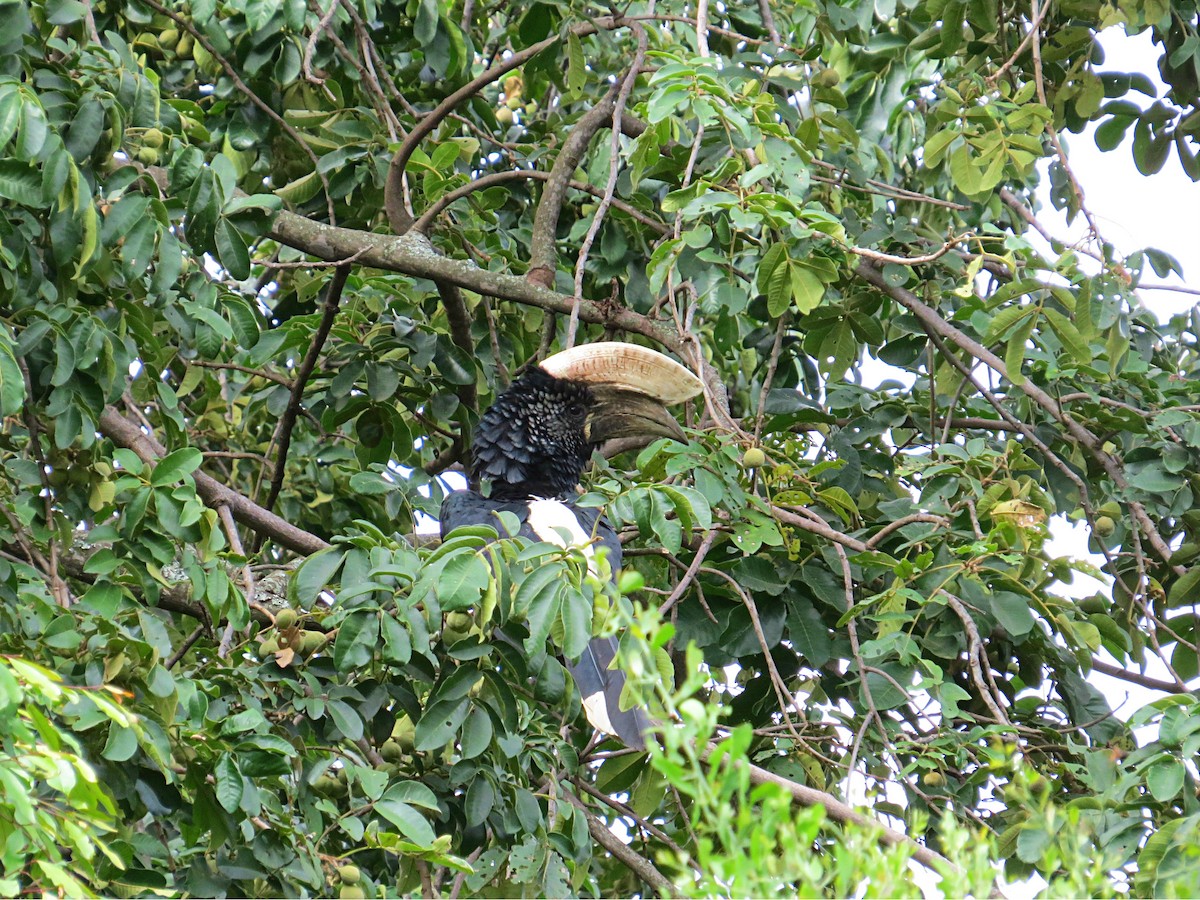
top-left (527, 81), bottom-right (622, 288)
top-left (384, 18), bottom-right (625, 234)
top-left (267, 211), bottom-right (684, 351)
top-left (263, 265), bottom-right (351, 513)
top-left (720, 747), bottom-right (958, 876)
top-left (412, 169), bottom-right (669, 236)
top-left (563, 788), bottom-right (677, 896)
top-left (98, 407), bottom-right (329, 555)
top-left (853, 259), bottom-right (1179, 570)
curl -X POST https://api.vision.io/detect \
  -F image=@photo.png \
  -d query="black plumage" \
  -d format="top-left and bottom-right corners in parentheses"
top-left (439, 365), bottom-right (655, 749)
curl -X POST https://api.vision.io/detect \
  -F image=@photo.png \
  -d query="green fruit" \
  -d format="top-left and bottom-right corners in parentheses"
top-left (1094, 515), bottom-right (1116, 537)
top-left (391, 715), bottom-right (416, 751)
top-left (275, 608), bottom-right (298, 629)
top-left (445, 611), bottom-right (472, 630)
top-left (524, 99), bottom-right (539, 114)
top-left (313, 774), bottom-right (346, 798)
top-left (339, 885), bottom-right (366, 899)
top-left (338, 865), bottom-right (361, 885)
top-left (922, 771), bottom-right (945, 787)
top-left (496, 106), bottom-right (514, 125)
top-left (159, 27), bottom-right (179, 49)
top-left (257, 637), bottom-right (279, 655)
top-left (142, 128), bottom-right (165, 148)
top-left (742, 447), bottom-right (766, 468)
top-left (379, 739), bottom-right (404, 762)
top-left (298, 630), bottom-right (327, 655)
top-left (811, 67), bottom-right (841, 87)
top-left (136, 147), bottom-right (159, 165)
top-left (505, 95), bottom-right (523, 110)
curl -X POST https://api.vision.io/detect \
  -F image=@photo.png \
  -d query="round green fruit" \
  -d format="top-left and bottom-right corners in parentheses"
top-left (1094, 515), bottom-right (1116, 537)
top-left (495, 106), bottom-right (514, 125)
top-left (275, 608), bottom-right (298, 629)
top-left (298, 630), bottom-right (327, 655)
top-left (338, 865), bottom-right (361, 885)
top-left (742, 447), bottom-right (766, 468)
top-left (391, 715), bottom-right (416, 751)
top-left (379, 739), bottom-right (404, 762)
top-left (338, 885), bottom-right (366, 899)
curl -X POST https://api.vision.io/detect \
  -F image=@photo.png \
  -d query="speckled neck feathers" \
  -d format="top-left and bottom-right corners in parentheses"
top-left (470, 368), bottom-right (594, 500)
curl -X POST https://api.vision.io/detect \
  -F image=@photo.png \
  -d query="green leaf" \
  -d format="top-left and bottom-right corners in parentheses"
top-left (949, 144), bottom-right (982, 195)
top-left (1147, 757), bottom-right (1185, 802)
top-left (0, 86), bottom-right (20, 149)
top-left (459, 706), bottom-right (493, 759)
top-left (437, 552), bottom-right (491, 611)
top-left (333, 609), bottom-right (378, 672)
top-left (1004, 308), bottom-right (1037, 386)
top-left (1043, 308), bottom-right (1091, 364)
top-left (0, 159), bottom-right (42, 206)
top-left (150, 447), bottom-right (203, 486)
top-left (922, 128), bottom-right (958, 167)
top-left (292, 547), bottom-right (347, 605)
top-left (991, 592), bottom-right (1035, 637)
top-left (375, 799), bottom-right (437, 847)
top-left (464, 776), bottom-right (495, 826)
top-left (0, 330), bottom-right (25, 416)
top-left (101, 723), bottom-right (138, 761)
top-left (215, 218), bottom-right (250, 280)
top-left (326, 698), bottom-right (364, 740)
top-left (1168, 567), bottom-right (1200, 607)
top-left (414, 697), bottom-right (469, 751)
top-left (566, 32), bottom-right (586, 96)
top-left (790, 262), bottom-right (826, 314)
top-left (214, 755), bottom-right (244, 812)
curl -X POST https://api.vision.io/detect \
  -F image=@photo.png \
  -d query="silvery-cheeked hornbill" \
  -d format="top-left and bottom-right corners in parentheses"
top-left (439, 343), bottom-right (704, 749)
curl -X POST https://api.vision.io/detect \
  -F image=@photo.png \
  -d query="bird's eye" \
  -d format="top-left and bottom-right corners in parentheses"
top-left (567, 402), bottom-right (586, 418)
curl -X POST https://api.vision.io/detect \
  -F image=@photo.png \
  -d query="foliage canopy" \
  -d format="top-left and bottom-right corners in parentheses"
top-left (2, 0), bottom-right (1200, 895)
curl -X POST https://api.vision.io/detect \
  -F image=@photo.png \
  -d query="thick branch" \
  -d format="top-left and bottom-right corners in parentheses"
top-left (267, 212), bottom-right (682, 350)
top-left (98, 407), bottom-right (329, 556)
top-left (1090, 658), bottom-right (1194, 694)
top-left (564, 789), bottom-right (676, 896)
top-left (526, 82), bottom-right (622, 288)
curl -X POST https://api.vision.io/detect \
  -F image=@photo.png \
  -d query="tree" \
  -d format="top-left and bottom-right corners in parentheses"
top-left (2, 0), bottom-right (1199, 894)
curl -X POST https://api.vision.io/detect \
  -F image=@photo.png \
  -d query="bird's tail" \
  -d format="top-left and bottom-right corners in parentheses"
top-left (565, 636), bottom-right (653, 750)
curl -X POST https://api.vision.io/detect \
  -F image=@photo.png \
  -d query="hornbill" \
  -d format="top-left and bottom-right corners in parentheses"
top-left (439, 343), bottom-right (703, 749)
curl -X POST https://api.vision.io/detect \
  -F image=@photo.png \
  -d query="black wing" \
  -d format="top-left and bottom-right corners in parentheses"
top-left (439, 491), bottom-right (651, 749)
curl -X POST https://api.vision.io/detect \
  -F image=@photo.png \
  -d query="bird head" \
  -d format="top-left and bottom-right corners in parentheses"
top-left (470, 343), bottom-right (704, 499)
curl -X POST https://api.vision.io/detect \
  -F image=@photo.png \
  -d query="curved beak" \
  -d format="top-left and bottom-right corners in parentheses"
top-left (584, 387), bottom-right (688, 444)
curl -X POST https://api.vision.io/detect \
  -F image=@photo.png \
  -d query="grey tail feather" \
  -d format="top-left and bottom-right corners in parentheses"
top-left (565, 636), bottom-right (652, 750)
